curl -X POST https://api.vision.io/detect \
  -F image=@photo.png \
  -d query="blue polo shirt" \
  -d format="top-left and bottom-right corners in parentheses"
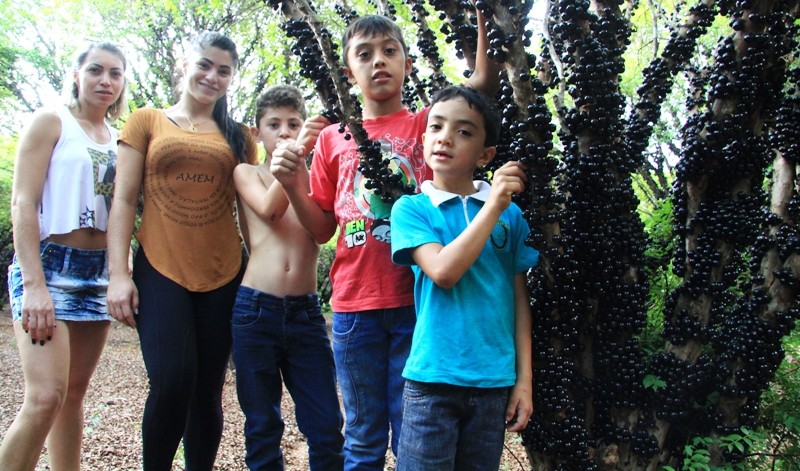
top-left (391, 180), bottom-right (539, 387)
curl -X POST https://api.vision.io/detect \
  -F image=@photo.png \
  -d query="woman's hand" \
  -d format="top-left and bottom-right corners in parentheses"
top-left (107, 275), bottom-right (139, 328)
top-left (21, 283), bottom-right (56, 345)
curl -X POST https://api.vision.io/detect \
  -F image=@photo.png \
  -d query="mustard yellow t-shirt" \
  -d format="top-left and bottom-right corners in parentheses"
top-left (120, 108), bottom-right (257, 291)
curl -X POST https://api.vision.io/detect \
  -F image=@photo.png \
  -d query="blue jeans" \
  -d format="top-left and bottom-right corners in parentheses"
top-left (396, 380), bottom-right (509, 471)
top-left (332, 306), bottom-right (415, 471)
top-left (232, 286), bottom-right (344, 471)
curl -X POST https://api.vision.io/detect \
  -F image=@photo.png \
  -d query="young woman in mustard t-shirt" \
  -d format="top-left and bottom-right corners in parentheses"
top-left (106, 31), bottom-right (257, 470)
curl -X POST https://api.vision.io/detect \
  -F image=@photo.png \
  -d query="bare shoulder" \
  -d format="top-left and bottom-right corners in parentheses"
top-left (234, 162), bottom-right (258, 177)
top-left (29, 107), bottom-right (62, 123)
top-left (15, 109), bottom-right (63, 167)
top-left (21, 109), bottom-right (62, 142)
top-left (233, 162), bottom-right (261, 185)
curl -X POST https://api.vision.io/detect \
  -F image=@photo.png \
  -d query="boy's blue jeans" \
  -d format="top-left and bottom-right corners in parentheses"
top-left (232, 286), bottom-right (344, 471)
top-left (396, 380), bottom-right (509, 471)
top-left (332, 306), bottom-right (415, 471)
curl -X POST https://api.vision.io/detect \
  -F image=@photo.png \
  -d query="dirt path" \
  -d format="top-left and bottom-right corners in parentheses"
top-left (0, 311), bottom-right (530, 470)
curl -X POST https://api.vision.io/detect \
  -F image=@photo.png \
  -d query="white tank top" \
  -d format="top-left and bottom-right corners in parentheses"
top-left (38, 106), bottom-right (118, 240)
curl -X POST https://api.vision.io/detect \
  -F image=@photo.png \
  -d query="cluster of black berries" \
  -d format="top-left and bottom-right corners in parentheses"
top-left (281, 18), bottom-right (342, 123)
top-left (428, 0), bottom-right (477, 62)
top-left (648, 0), bottom-right (800, 463)
top-left (404, 0), bottom-right (448, 100)
top-left (523, 0), bottom-right (658, 463)
top-left (334, 3), bottom-right (358, 23)
top-left (274, 0), bottom-right (415, 201)
top-left (626, 2), bottom-right (716, 162)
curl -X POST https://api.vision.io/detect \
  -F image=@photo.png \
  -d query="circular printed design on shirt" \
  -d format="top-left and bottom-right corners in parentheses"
top-left (146, 137), bottom-right (235, 228)
top-left (352, 152), bottom-right (416, 220)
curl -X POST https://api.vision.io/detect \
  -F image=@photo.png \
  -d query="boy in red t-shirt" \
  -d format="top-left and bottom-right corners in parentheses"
top-left (271, 13), bottom-right (501, 470)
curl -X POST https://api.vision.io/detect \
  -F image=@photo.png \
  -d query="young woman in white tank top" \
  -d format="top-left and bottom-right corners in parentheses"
top-left (1, 41), bottom-right (127, 471)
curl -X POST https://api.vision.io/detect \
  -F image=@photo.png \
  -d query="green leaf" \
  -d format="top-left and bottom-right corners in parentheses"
top-left (644, 374), bottom-right (667, 391)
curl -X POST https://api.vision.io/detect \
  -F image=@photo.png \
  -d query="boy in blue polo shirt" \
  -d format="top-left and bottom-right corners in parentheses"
top-left (390, 85), bottom-right (538, 471)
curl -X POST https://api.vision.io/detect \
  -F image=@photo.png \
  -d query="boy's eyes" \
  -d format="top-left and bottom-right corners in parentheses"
top-left (427, 123), bottom-right (475, 136)
top-left (355, 46), bottom-right (399, 60)
top-left (267, 122), bottom-right (303, 130)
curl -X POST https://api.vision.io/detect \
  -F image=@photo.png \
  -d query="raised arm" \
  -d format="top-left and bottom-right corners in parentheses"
top-left (234, 163), bottom-right (298, 224)
top-left (249, 115), bottom-right (330, 223)
top-left (270, 141), bottom-right (336, 244)
top-left (10, 110), bottom-right (62, 344)
top-left (410, 162), bottom-right (527, 289)
top-left (464, 7), bottom-right (502, 96)
top-left (106, 142), bottom-right (145, 328)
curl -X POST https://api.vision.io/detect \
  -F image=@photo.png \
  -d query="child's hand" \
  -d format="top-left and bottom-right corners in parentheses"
top-left (270, 141), bottom-right (307, 188)
top-left (505, 380), bottom-right (533, 432)
top-left (296, 115), bottom-right (330, 154)
top-left (489, 161), bottom-right (527, 211)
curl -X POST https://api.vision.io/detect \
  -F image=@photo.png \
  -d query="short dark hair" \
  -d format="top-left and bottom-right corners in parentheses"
top-left (341, 15), bottom-right (408, 67)
top-left (254, 85), bottom-right (307, 128)
top-left (429, 86), bottom-right (500, 147)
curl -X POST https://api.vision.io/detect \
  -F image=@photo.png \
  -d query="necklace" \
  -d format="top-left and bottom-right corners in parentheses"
top-left (185, 115), bottom-right (212, 132)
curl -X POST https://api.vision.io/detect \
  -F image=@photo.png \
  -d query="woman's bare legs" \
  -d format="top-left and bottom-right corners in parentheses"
top-left (0, 320), bottom-right (110, 471)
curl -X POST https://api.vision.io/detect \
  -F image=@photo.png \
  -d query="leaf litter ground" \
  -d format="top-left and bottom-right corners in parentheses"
top-left (0, 310), bottom-right (530, 470)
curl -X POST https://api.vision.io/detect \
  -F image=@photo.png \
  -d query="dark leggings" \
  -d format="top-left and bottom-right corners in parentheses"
top-left (133, 248), bottom-right (243, 471)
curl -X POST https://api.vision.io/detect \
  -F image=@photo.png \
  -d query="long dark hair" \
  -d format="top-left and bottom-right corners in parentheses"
top-left (188, 31), bottom-right (247, 163)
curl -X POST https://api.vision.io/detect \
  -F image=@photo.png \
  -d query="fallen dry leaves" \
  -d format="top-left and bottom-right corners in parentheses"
top-left (0, 311), bottom-right (529, 470)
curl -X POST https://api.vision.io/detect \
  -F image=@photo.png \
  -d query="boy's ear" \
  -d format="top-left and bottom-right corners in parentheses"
top-left (478, 146), bottom-right (497, 168)
top-left (249, 126), bottom-right (261, 141)
top-left (404, 56), bottom-right (412, 76)
top-left (344, 66), bottom-right (356, 85)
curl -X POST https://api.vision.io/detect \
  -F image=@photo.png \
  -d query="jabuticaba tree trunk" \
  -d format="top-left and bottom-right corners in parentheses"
top-left (648, 0), bottom-right (800, 467)
top-left (516, 0), bottom-right (658, 466)
top-left (267, 0), bottom-right (800, 468)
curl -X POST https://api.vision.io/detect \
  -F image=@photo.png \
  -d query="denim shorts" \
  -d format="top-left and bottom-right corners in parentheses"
top-left (7, 241), bottom-right (112, 322)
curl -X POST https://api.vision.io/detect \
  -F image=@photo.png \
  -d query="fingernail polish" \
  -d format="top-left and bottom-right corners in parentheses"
top-left (47, 336), bottom-right (52, 341)
top-left (40, 340), bottom-right (45, 346)
top-left (31, 339), bottom-right (36, 345)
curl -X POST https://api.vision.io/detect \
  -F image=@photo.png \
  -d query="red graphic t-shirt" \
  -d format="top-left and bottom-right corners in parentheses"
top-left (310, 108), bottom-right (431, 312)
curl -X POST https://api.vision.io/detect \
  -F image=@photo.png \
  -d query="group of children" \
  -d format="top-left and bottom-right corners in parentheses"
top-left (3, 9), bottom-right (539, 471)
top-left (239, 12), bottom-right (539, 471)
